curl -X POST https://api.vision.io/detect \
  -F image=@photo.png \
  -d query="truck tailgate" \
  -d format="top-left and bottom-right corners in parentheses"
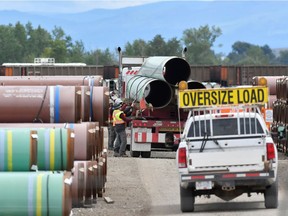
top-left (188, 148), bottom-right (266, 172)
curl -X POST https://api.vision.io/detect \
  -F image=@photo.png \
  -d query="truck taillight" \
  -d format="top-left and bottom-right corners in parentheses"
top-left (215, 114), bottom-right (234, 118)
top-left (178, 147), bottom-right (187, 168)
top-left (266, 143), bottom-right (275, 160)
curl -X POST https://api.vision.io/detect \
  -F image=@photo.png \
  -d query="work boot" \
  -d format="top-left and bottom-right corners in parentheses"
top-left (113, 152), bottom-right (120, 157)
top-left (120, 153), bottom-right (128, 157)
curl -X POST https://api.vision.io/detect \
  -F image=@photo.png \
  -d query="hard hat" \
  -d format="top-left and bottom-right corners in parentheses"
top-left (115, 98), bottom-right (123, 104)
top-left (114, 98), bottom-right (123, 109)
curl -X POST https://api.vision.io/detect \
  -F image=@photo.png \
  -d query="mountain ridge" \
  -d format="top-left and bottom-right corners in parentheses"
top-left (0, 1), bottom-right (287, 55)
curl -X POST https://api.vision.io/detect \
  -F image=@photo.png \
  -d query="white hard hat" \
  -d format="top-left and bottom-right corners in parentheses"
top-left (115, 98), bottom-right (123, 104)
top-left (114, 98), bottom-right (123, 109)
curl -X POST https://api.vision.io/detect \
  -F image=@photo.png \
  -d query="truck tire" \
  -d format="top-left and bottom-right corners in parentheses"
top-left (141, 151), bottom-right (151, 158)
top-left (130, 150), bottom-right (140, 157)
top-left (264, 178), bottom-right (278, 209)
top-left (180, 186), bottom-right (195, 212)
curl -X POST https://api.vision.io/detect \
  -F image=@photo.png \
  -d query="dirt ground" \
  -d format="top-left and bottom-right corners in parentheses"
top-left (71, 128), bottom-right (153, 216)
top-left (71, 128), bottom-right (288, 216)
top-left (71, 151), bottom-right (152, 216)
top-left (71, 151), bottom-right (288, 216)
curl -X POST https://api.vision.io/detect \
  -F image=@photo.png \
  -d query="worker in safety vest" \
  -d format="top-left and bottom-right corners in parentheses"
top-left (107, 98), bottom-right (116, 150)
top-left (112, 98), bottom-right (131, 157)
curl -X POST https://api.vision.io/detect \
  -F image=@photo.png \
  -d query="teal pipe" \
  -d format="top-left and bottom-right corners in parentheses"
top-left (0, 172), bottom-right (72, 216)
top-left (0, 128), bottom-right (37, 171)
top-left (37, 128), bottom-right (74, 171)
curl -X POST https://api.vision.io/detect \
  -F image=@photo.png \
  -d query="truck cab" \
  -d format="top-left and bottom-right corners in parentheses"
top-left (176, 87), bottom-right (278, 212)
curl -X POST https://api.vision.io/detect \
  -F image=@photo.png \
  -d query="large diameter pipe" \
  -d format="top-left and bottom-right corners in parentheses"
top-left (76, 86), bottom-right (109, 126)
top-left (93, 126), bottom-right (104, 159)
top-left (276, 77), bottom-right (288, 100)
top-left (92, 86), bottom-right (109, 127)
top-left (0, 86), bottom-right (108, 125)
top-left (126, 76), bottom-right (173, 109)
top-left (252, 76), bottom-right (283, 95)
top-left (95, 157), bottom-right (106, 198)
top-left (72, 161), bottom-right (85, 207)
top-left (0, 127), bottom-right (74, 171)
top-left (0, 76), bottom-right (103, 86)
top-left (0, 172), bottom-right (72, 216)
top-left (187, 80), bottom-right (206, 90)
top-left (0, 86), bottom-right (77, 123)
top-left (0, 129), bottom-right (37, 171)
top-left (77, 86), bottom-right (108, 126)
top-left (36, 128), bottom-right (74, 171)
top-left (65, 122), bottom-right (99, 160)
top-left (0, 122), bottom-right (99, 160)
top-left (75, 160), bottom-right (94, 206)
top-left (138, 56), bottom-right (191, 85)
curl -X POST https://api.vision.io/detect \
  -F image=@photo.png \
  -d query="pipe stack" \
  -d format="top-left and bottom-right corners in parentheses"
top-left (0, 172), bottom-right (72, 216)
top-left (252, 76), bottom-right (280, 109)
top-left (252, 76), bottom-right (286, 153)
top-left (267, 76), bottom-right (288, 154)
top-left (124, 57), bottom-right (192, 109)
top-left (0, 75), bottom-right (109, 214)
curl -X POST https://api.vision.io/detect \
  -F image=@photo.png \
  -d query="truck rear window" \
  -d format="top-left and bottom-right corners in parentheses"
top-left (188, 117), bottom-right (264, 137)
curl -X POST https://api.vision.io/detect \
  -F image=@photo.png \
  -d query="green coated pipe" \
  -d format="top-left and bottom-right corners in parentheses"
top-left (0, 128), bottom-right (37, 171)
top-left (0, 171), bottom-right (72, 216)
top-left (37, 128), bottom-right (74, 171)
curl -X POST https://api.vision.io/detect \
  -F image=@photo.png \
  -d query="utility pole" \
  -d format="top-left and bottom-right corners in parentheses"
top-left (117, 47), bottom-right (122, 97)
top-left (182, 47), bottom-right (187, 59)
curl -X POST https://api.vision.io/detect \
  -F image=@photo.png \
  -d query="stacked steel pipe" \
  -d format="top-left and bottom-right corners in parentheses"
top-left (267, 76), bottom-right (288, 154)
top-left (252, 76), bottom-right (288, 154)
top-left (124, 56), bottom-right (192, 109)
top-left (0, 172), bottom-right (72, 215)
top-left (252, 76), bottom-right (280, 108)
top-left (0, 76), bottom-right (108, 214)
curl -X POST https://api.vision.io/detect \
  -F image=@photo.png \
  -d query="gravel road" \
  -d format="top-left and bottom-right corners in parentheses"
top-left (71, 129), bottom-right (288, 216)
top-left (71, 152), bottom-right (288, 216)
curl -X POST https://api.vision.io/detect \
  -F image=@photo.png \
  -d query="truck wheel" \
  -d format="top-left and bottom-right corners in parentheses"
top-left (264, 178), bottom-right (278, 209)
top-left (180, 186), bottom-right (195, 212)
top-left (130, 150), bottom-right (140, 157)
top-left (141, 151), bottom-right (151, 158)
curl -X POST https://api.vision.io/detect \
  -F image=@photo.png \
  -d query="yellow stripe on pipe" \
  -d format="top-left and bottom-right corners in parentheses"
top-left (50, 129), bottom-right (55, 170)
top-left (36, 174), bottom-right (43, 216)
top-left (7, 130), bottom-right (12, 171)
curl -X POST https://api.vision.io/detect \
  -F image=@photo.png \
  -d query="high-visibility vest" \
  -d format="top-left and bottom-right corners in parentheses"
top-left (113, 109), bottom-right (125, 126)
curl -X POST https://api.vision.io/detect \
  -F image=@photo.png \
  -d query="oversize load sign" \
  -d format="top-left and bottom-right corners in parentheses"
top-left (179, 87), bottom-right (268, 108)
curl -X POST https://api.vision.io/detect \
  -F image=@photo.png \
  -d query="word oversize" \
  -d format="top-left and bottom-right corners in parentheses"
top-left (179, 87), bottom-right (268, 108)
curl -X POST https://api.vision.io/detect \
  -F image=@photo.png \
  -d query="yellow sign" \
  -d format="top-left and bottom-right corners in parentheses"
top-left (178, 86), bottom-right (268, 108)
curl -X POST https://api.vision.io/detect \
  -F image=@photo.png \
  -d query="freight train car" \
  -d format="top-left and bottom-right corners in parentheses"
top-left (1, 59), bottom-right (119, 92)
top-left (1, 62), bottom-right (118, 79)
top-left (2, 60), bottom-right (288, 86)
top-left (190, 65), bottom-right (288, 86)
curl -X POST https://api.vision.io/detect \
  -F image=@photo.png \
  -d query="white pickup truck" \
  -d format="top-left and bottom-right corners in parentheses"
top-left (176, 105), bottom-right (278, 212)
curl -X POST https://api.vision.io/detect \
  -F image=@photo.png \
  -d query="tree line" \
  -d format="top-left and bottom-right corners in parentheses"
top-left (0, 22), bottom-right (288, 66)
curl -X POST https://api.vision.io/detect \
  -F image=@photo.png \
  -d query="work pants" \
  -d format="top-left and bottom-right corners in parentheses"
top-left (114, 127), bottom-right (127, 155)
top-left (108, 123), bottom-right (116, 150)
